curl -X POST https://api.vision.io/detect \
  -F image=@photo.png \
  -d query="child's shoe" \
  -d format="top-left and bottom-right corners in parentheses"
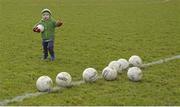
top-left (50, 56), bottom-right (55, 61)
top-left (41, 55), bottom-right (48, 60)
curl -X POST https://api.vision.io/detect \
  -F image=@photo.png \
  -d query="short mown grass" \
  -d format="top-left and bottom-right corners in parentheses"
top-left (0, 0), bottom-right (180, 105)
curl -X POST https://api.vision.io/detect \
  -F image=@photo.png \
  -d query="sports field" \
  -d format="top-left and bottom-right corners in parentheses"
top-left (0, 0), bottom-right (180, 105)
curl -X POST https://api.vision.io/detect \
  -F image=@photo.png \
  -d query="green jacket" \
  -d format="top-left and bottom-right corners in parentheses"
top-left (38, 17), bottom-right (56, 40)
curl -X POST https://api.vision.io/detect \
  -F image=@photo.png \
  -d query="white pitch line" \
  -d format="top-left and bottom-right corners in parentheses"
top-left (0, 54), bottom-right (180, 106)
top-left (0, 92), bottom-right (46, 106)
top-left (140, 55), bottom-right (180, 68)
top-left (162, 0), bottom-right (171, 3)
top-left (0, 80), bottom-right (86, 106)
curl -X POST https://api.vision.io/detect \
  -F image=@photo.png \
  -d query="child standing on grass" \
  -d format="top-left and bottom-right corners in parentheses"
top-left (33, 8), bottom-right (63, 61)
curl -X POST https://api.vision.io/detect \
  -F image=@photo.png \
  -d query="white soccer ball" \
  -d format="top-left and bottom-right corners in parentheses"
top-left (102, 67), bottom-right (117, 81)
top-left (82, 68), bottom-right (98, 82)
top-left (129, 55), bottom-right (142, 67)
top-left (117, 58), bottom-right (129, 73)
top-left (108, 61), bottom-right (119, 72)
top-left (56, 72), bottom-right (72, 87)
top-left (127, 67), bottom-right (143, 81)
top-left (37, 24), bottom-right (44, 32)
top-left (36, 76), bottom-right (53, 92)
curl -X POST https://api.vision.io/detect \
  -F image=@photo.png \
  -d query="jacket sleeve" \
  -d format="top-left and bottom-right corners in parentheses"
top-left (52, 19), bottom-right (57, 28)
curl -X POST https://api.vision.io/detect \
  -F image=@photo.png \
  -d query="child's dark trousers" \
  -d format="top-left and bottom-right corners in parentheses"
top-left (42, 40), bottom-right (55, 60)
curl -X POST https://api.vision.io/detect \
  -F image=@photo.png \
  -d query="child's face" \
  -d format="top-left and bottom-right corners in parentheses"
top-left (42, 12), bottom-right (50, 20)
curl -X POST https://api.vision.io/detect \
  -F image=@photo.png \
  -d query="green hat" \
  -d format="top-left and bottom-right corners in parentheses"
top-left (41, 8), bottom-right (52, 15)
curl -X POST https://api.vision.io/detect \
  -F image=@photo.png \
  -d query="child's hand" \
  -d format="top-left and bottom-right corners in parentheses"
top-left (56, 20), bottom-right (63, 27)
top-left (33, 27), bottom-right (40, 33)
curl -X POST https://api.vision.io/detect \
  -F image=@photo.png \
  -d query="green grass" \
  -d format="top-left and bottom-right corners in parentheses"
top-left (0, 0), bottom-right (180, 105)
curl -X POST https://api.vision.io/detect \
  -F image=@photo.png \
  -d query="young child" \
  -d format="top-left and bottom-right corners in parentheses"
top-left (33, 8), bottom-right (63, 61)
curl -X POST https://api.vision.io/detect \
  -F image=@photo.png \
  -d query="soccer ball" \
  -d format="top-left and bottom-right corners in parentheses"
top-left (127, 67), bottom-right (143, 81)
top-left (108, 61), bottom-right (119, 72)
top-left (82, 68), bottom-right (98, 82)
top-left (37, 24), bottom-right (44, 32)
top-left (36, 76), bottom-right (53, 92)
top-left (117, 58), bottom-right (129, 73)
top-left (56, 72), bottom-right (72, 87)
top-left (129, 55), bottom-right (142, 67)
top-left (102, 67), bottom-right (117, 81)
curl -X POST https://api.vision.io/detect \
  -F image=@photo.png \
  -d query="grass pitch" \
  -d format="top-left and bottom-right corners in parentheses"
top-left (0, 0), bottom-right (180, 105)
